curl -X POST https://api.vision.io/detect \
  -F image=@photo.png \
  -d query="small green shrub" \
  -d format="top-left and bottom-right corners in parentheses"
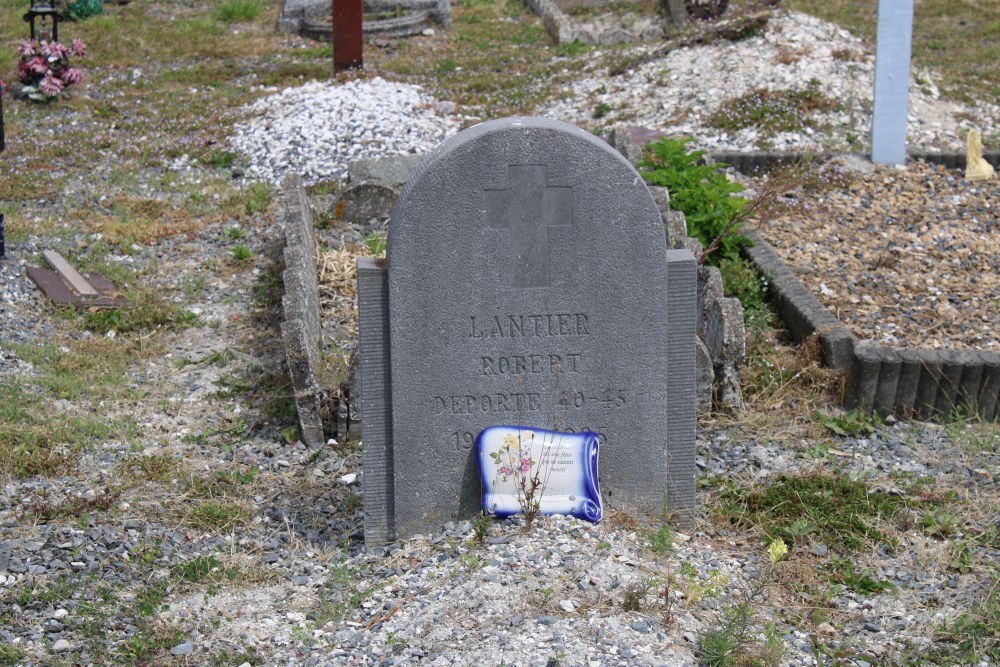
top-left (231, 244), bottom-right (253, 262)
top-left (216, 0), bottom-right (264, 22)
top-left (638, 137), bottom-right (748, 265)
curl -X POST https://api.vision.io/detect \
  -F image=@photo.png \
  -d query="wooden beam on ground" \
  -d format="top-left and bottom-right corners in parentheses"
top-left (42, 250), bottom-right (98, 297)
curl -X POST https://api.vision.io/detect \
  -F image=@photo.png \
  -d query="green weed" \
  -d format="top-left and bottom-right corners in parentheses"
top-left (713, 472), bottom-right (908, 551)
top-left (697, 582), bottom-right (783, 667)
top-left (244, 183), bottom-right (273, 215)
top-left (216, 0), bottom-right (264, 22)
top-left (231, 244), bottom-right (254, 262)
top-left (824, 557), bottom-right (896, 595)
top-left (814, 408), bottom-right (880, 437)
top-left (174, 555), bottom-right (222, 582)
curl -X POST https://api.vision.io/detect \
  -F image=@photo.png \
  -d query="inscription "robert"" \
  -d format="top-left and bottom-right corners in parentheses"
top-left (481, 352), bottom-right (582, 375)
top-left (433, 392), bottom-right (542, 415)
top-left (468, 314), bottom-right (590, 339)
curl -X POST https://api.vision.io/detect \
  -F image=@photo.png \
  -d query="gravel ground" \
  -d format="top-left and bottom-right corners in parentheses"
top-left (756, 160), bottom-right (1000, 350)
top-left (1, 5), bottom-right (998, 667)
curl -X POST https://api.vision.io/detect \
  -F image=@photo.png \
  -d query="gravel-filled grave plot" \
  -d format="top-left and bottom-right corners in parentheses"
top-left (756, 161), bottom-right (999, 351)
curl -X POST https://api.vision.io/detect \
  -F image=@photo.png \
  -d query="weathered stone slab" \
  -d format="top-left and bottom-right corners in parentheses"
top-left (279, 175), bottom-right (328, 447)
top-left (359, 117), bottom-right (697, 543)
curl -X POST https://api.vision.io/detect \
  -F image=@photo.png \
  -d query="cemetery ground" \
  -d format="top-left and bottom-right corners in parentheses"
top-left (0, 0), bottom-right (998, 665)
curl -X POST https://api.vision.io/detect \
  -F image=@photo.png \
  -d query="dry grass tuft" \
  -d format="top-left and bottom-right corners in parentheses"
top-left (317, 240), bottom-right (377, 335)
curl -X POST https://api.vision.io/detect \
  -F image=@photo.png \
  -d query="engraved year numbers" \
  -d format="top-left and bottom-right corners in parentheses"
top-left (451, 431), bottom-right (476, 451)
top-left (557, 388), bottom-right (627, 410)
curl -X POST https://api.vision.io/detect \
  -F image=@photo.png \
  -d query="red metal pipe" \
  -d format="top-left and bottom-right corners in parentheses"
top-left (333, 0), bottom-right (363, 73)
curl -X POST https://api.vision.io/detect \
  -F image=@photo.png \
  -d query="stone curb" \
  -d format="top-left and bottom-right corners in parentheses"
top-left (742, 229), bottom-right (855, 372)
top-left (730, 155), bottom-right (999, 421)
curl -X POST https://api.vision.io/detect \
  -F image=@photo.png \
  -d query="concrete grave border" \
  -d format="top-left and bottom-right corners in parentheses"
top-left (716, 151), bottom-right (1000, 421)
top-left (278, 175), bottom-right (330, 446)
top-left (525, 0), bottom-right (666, 45)
top-left (279, 0), bottom-right (451, 39)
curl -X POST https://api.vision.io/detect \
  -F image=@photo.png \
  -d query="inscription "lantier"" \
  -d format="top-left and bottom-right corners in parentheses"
top-left (468, 314), bottom-right (590, 339)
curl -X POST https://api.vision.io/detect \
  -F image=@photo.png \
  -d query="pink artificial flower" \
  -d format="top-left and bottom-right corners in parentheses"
top-left (17, 40), bottom-right (37, 57)
top-left (28, 56), bottom-right (49, 76)
top-left (61, 67), bottom-right (84, 85)
top-left (519, 458), bottom-right (531, 474)
top-left (498, 466), bottom-right (513, 477)
top-left (17, 60), bottom-right (32, 82)
top-left (39, 71), bottom-right (63, 97)
top-left (71, 38), bottom-right (87, 57)
top-left (42, 41), bottom-right (70, 60)
top-left (0, 80), bottom-right (6, 95)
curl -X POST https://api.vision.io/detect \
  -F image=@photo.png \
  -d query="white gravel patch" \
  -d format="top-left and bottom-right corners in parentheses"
top-left (539, 11), bottom-right (1000, 153)
top-left (230, 77), bottom-right (463, 184)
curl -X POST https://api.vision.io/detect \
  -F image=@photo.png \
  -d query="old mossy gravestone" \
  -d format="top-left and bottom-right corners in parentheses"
top-left (357, 117), bottom-right (696, 545)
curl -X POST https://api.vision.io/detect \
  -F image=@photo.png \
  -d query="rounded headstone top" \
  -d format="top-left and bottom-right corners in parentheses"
top-left (396, 116), bottom-right (634, 206)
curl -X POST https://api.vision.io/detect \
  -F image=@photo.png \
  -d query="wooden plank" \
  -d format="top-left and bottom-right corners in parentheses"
top-left (42, 250), bottom-right (98, 296)
top-left (871, 0), bottom-right (914, 165)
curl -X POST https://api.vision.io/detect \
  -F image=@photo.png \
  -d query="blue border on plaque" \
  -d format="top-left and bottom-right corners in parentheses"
top-left (476, 425), bottom-right (602, 523)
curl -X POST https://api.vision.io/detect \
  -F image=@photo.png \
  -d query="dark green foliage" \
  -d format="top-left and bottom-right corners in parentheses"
top-left (637, 137), bottom-right (748, 265)
top-left (65, 0), bottom-right (103, 20)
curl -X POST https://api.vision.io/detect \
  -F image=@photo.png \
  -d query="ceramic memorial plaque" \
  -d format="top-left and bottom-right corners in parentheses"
top-left (477, 425), bottom-right (602, 522)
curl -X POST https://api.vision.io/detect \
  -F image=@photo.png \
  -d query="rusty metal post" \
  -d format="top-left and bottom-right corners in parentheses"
top-left (333, 0), bottom-right (363, 74)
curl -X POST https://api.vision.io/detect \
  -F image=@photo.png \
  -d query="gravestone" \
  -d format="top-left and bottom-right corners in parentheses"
top-left (357, 117), bottom-right (696, 545)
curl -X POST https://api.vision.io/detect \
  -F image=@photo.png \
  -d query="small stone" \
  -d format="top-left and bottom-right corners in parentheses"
top-left (863, 622), bottom-right (882, 633)
top-left (53, 608), bottom-right (69, 620)
top-left (558, 599), bottom-right (576, 613)
top-left (816, 622), bottom-right (836, 636)
top-left (171, 641), bottom-right (195, 655)
top-left (51, 639), bottom-right (72, 653)
top-left (537, 615), bottom-right (558, 625)
top-left (631, 620), bottom-right (650, 633)
top-left (809, 543), bottom-right (829, 557)
top-left (339, 473), bottom-right (357, 485)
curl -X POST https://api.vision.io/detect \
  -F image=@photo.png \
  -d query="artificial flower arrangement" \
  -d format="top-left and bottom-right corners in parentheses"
top-left (16, 38), bottom-right (86, 102)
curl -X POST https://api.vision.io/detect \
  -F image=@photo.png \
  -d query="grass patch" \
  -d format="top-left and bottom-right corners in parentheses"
top-left (81, 286), bottom-right (198, 334)
top-left (182, 500), bottom-right (254, 530)
top-left (708, 79), bottom-right (841, 141)
top-left (786, 0), bottom-right (1000, 105)
top-left (0, 379), bottom-right (134, 478)
top-left (931, 577), bottom-right (1000, 664)
top-left (216, 0), bottom-right (264, 22)
top-left (0, 645), bottom-right (25, 666)
top-left (712, 471), bottom-right (910, 551)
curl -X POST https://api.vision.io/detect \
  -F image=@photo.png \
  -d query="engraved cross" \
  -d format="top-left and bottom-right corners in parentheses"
top-left (485, 164), bottom-right (573, 288)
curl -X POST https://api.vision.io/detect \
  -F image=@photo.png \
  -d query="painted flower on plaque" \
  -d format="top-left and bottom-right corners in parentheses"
top-left (478, 425), bottom-right (602, 524)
